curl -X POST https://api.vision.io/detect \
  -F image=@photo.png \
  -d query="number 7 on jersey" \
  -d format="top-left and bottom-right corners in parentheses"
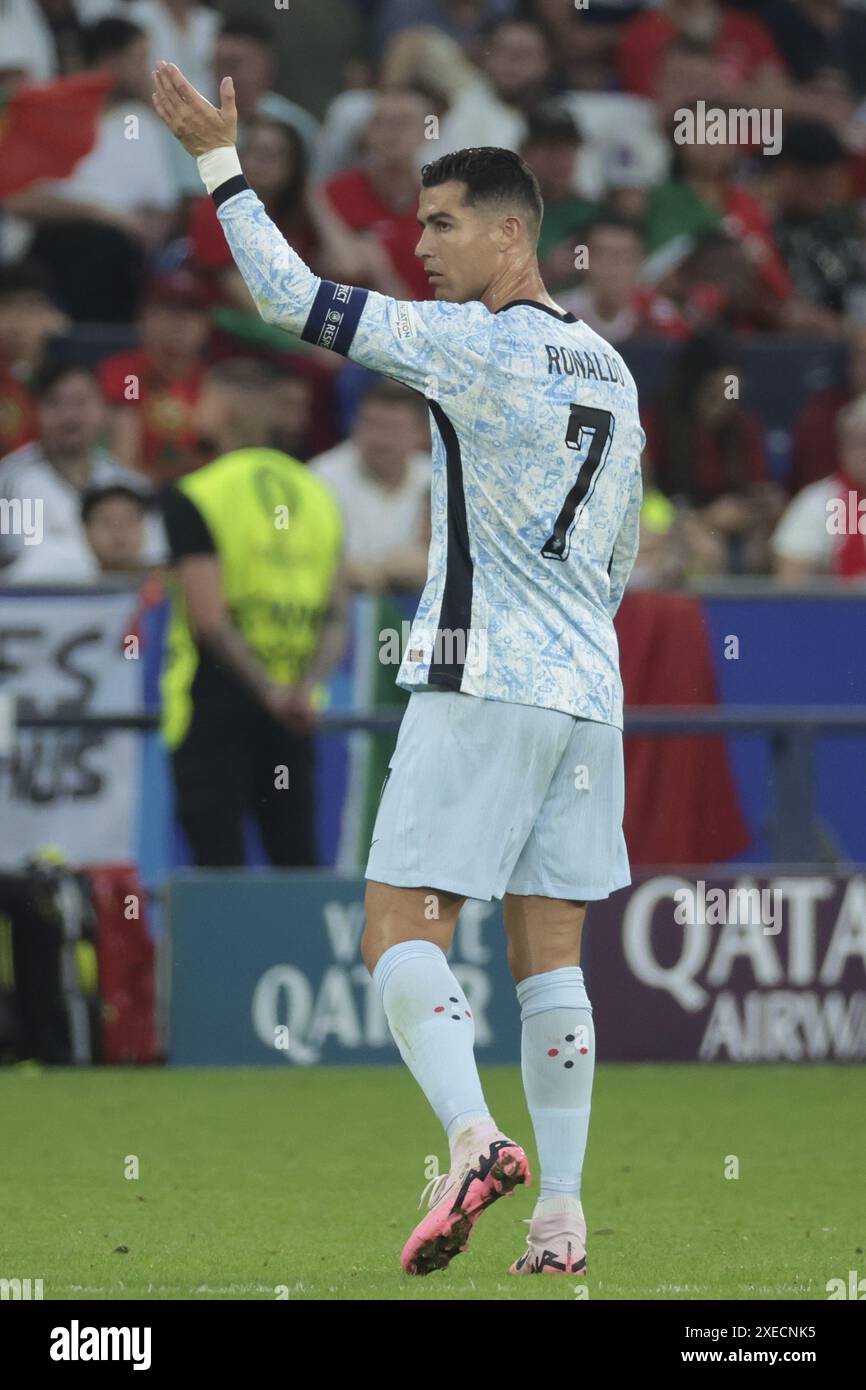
top-left (541, 404), bottom-right (615, 561)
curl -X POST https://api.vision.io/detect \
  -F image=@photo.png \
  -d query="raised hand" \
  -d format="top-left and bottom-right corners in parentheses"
top-left (151, 60), bottom-right (237, 157)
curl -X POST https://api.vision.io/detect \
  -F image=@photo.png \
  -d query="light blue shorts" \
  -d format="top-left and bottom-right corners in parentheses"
top-left (365, 688), bottom-right (630, 902)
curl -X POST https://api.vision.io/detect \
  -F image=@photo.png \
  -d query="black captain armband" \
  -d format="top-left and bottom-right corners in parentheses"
top-left (212, 173), bottom-right (250, 208)
top-left (300, 280), bottom-right (369, 356)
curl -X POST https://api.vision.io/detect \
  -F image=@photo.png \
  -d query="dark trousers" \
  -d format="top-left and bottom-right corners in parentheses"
top-left (172, 701), bottom-right (317, 868)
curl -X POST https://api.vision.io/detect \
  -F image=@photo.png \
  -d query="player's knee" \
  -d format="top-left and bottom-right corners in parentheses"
top-left (360, 923), bottom-right (381, 974)
top-left (531, 923), bottom-right (582, 976)
top-left (361, 880), bottom-right (427, 973)
top-left (506, 935), bottom-right (526, 984)
top-left (361, 880), bottom-right (463, 973)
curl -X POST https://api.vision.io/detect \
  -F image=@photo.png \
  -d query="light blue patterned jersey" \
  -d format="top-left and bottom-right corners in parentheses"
top-left (214, 182), bottom-right (644, 728)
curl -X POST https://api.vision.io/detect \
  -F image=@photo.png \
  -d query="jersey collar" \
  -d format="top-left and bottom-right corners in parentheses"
top-left (496, 299), bottom-right (577, 323)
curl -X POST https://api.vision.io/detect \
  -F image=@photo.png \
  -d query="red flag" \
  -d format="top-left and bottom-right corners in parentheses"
top-left (0, 72), bottom-right (115, 197)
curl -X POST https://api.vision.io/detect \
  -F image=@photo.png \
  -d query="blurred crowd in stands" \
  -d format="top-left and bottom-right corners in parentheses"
top-left (2, 0), bottom-right (866, 594)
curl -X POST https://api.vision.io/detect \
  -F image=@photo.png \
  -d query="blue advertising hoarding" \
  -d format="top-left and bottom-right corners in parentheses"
top-left (167, 870), bottom-right (866, 1067)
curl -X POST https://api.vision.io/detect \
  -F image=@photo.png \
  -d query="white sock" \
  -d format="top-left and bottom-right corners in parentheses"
top-left (373, 940), bottom-right (491, 1156)
top-left (516, 966), bottom-right (594, 1205)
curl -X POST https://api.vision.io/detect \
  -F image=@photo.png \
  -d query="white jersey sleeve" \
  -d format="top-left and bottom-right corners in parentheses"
top-left (211, 179), bottom-right (494, 398)
top-left (207, 163), bottom-right (645, 728)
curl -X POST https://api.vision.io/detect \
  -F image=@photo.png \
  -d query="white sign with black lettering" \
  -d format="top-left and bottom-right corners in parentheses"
top-left (0, 590), bottom-right (142, 863)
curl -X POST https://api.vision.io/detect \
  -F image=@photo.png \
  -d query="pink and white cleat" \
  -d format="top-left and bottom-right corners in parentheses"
top-left (509, 1196), bottom-right (587, 1275)
top-left (401, 1122), bottom-right (531, 1275)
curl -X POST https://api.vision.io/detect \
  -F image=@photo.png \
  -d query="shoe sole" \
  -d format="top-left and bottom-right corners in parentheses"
top-left (402, 1141), bottom-right (531, 1276)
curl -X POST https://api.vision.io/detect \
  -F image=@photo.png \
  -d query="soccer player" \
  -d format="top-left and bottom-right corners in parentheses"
top-left (153, 61), bottom-right (644, 1278)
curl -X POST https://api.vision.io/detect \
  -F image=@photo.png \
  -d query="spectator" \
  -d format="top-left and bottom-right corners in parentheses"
top-left (789, 324), bottom-right (866, 492)
top-left (629, 485), bottom-right (730, 585)
top-left (546, 2), bottom-right (630, 94)
top-left (477, 16), bottom-right (552, 111)
top-left (435, 16), bottom-right (552, 155)
top-left (789, 64), bottom-right (866, 142)
top-left (187, 117), bottom-right (322, 310)
top-left (772, 394), bottom-right (866, 578)
top-left (379, 16), bottom-right (553, 171)
top-left (5, 17), bottom-right (181, 323)
top-left (82, 483), bottom-right (150, 574)
top-left (643, 334), bottom-right (784, 572)
top-left (120, 0), bottom-right (219, 103)
top-left (389, 25), bottom-right (518, 170)
top-left (768, 119), bottom-right (866, 332)
top-left (310, 380), bottom-right (432, 593)
top-left (269, 370), bottom-right (314, 462)
top-left (0, 360), bottom-right (161, 583)
top-left (600, 148), bottom-right (658, 224)
top-left (555, 70), bottom-right (669, 202)
top-left (96, 270), bottom-right (211, 485)
top-left (520, 104), bottom-right (596, 291)
top-left (35, 0), bottom-right (88, 77)
top-left (116, 0), bottom-right (222, 197)
top-left (236, 0), bottom-right (366, 122)
top-left (0, 0), bottom-right (57, 84)
top-left (559, 216), bottom-right (688, 343)
top-left (660, 230), bottom-right (781, 334)
top-left (651, 33), bottom-right (727, 124)
top-left (630, 486), bottom-right (685, 588)
top-left (762, 0), bottom-right (866, 100)
top-left (376, 0), bottom-right (516, 55)
top-left (644, 107), bottom-right (793, 313)
top-left (160, 358), bottom-right (347, 868)
top-left (617, 0), bottom-right (785, 103)
top-left (0, 262), bottom-right (70, 461)
top-left (313, 20), bottom-right (548, 187)
top-left (316, 88), bottom-right (431, 299)
top-left (312, 27), bottom-right (480, 181)
top-left (214, 16), bottom-right (320, 158)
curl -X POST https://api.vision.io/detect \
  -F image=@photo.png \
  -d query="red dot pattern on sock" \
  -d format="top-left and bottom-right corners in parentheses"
top-left (434, 1006), bottom-right (445, 1013)
top-left (548, 1039), bottom-right (590, 1065)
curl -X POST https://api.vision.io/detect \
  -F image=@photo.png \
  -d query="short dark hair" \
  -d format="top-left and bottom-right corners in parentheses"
top-left (775, 119), bottom-right (846, 168)
top-left (82, 17), bottom-right (145, 66)
top-left (587, 212), bottom-right (646, 244)
top-left (482, 15), bottom-right (549, 49)
top-left (81, 484), bottom-right (149, 525)
top-left (0, 260), bottom-right (57, 305)
top-left (31, 359), bottom-right (100, 401)
top-left (219, 16), bottom-right (273, 49)
top-left (523, 103), bottom-right (582, 149)
top-left (420, 147), bottom-right (543, 241)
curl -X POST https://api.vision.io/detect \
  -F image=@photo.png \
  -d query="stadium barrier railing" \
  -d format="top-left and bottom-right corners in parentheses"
top-left (9, 703), bottom-right (866, 864)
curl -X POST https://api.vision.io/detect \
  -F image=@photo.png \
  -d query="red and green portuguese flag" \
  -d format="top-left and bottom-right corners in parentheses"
top-left (0, 72), bottom-right (114, 198)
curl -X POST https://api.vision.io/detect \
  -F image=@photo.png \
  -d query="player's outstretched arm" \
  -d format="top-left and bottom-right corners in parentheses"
top-left (152, 61), bottom-right (237, 156)
top-left (152, 61), bottom-right (319, 333)
top-left (151, 61), bottom-right (494, 398)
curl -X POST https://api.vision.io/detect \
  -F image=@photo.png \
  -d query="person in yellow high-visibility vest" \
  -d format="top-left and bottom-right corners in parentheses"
top-left (160, 356), bottom-right (347, 866)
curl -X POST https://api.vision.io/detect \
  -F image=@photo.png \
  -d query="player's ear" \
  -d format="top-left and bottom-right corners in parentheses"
top-left (499, 213), bottom-right (523, 250)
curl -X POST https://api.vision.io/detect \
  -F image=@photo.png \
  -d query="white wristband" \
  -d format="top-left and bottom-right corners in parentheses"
top-left (196, 145), bottom-right (243, 195)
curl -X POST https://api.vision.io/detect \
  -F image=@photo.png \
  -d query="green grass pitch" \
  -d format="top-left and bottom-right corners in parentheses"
top-left (1, 1063), bottom-right (862, 1301)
